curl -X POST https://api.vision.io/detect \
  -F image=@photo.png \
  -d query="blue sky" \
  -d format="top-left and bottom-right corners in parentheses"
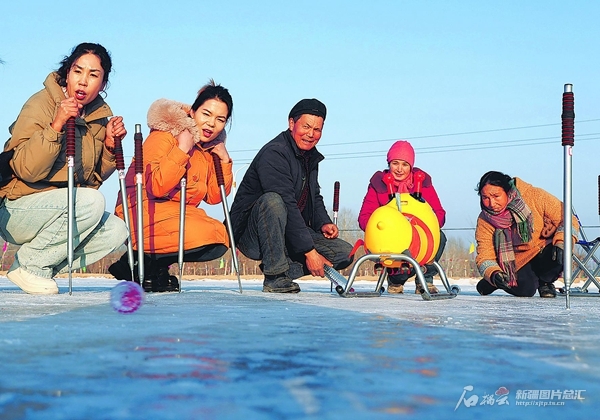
top-left (1, 1), bottom-right (599, 242)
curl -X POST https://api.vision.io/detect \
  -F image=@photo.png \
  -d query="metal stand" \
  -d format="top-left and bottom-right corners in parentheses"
top-left (212, 154), bottom-right (243, 293)
top-left (327, 253), bottom-right (459, 300)
top-left (134, 125), bottom-right (145, 284)
top-left (177, 176), bottom-right (186, 293)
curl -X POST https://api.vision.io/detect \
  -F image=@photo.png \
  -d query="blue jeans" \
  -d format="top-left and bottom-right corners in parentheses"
top-left (237, 192), bottom-right (353, 277)
top-left (0, 188), bottom-right (128, 278)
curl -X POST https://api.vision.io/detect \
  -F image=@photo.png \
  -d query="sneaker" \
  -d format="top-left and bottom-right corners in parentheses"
top-left (263, 275), bottom-right (300, 293)
top-left (7, 267), bottom-right (59, 295)
top-left (387, 283), bottom-right (404, 294)
top-left (415, 281), bottom-right (439, 295)
top-left (538, 282), bottom-right (557, 298)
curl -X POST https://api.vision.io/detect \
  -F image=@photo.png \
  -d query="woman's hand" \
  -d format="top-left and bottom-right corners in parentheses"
top-left (211, 142), bottom-right (231, 163)
top-left (176, 129), bottom-right (195, 154)
top-left (105, 116), bottom-right (127, 149)
top-left (51, 97), bottom-right (82, 132)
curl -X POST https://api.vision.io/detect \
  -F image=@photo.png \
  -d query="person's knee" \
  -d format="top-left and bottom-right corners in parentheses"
top-left (513, 285), bottom-right (537, 297)
top-left (106, 214), bottom-right (129, 248)
top-left (256, 192), bottom-right (286, 218)
top-left (77, 189), bottom-right (106, 222)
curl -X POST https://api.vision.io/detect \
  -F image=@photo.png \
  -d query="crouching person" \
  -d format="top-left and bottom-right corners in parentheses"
top-left (109, 81), bottom-right (234, 292)
top-left (230, 99), bottom-right (353, 293)
top-left (475, 171), bottom-right (577, 298)
top-left (0, 43), bottom-right (128, 294)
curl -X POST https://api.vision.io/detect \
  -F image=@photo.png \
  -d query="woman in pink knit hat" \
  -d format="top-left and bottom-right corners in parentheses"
top-left (358, 140), bottom-right (446, 294)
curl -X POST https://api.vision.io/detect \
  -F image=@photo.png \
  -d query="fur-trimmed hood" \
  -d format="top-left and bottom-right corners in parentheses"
top-left (146, 98), bottom-right (226, 148)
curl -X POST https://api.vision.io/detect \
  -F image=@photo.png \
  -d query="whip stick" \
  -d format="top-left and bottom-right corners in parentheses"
top-left (331, 181), bottom-right (341, 291)
top-left (114, 135), bottom-right (135, 281)
top-left (333, 181), bottom-right (340, 225)
top-left (134, 124), bottom-right (145, 283)
top-left (562, 84), bottom-right (574, 309)
top-left (66, 117), bottom-right (76, 295)
top-left (212, 154), bottom-right (243, 293)
top-left (177, 175), bottom-right (186, 293)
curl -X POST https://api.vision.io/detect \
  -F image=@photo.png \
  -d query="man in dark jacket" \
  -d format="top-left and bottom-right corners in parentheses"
top-left (230, 98), bottom-right (353, 293)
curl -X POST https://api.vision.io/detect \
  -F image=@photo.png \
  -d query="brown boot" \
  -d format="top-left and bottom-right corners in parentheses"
top-left (387, 283), bottom-right (404, 294)
top-left (415, 281), bottom-right (439, 295)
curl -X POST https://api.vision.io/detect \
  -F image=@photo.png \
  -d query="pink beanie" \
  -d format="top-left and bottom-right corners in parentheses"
top-left (386, 140), bottom-right (415, 166)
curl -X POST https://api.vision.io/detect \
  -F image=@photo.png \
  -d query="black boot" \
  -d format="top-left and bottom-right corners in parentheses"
top-left (143, 263), bottom-right (179, 293)
top-left (263, 274), bottom-right (300, 293)
top-left (108, 253), bottom-right (138, 283)
top-left (538, 282), bottom-right (557, 298)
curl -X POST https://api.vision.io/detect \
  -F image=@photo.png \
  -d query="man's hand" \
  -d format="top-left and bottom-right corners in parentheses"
top-left (321, 223), bottom-right (339, 239)
top-left (305, 249), bottom-right (332, 277)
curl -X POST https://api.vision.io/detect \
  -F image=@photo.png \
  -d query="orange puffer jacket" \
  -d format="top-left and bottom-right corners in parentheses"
top-left (115, 99), bottom-right (232, 254)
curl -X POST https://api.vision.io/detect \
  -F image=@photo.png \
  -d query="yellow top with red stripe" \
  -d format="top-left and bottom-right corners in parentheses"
top-left (364, 193), bottom-right (440, 265)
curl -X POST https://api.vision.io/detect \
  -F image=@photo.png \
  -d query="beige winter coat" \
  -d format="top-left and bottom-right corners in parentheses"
top-left (475, 178), bottom-right (578, 281)
top-left (0, 73), bottom-right (116, 200)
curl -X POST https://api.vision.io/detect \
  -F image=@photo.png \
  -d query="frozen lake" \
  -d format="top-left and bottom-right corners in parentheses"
top-left (1, 276), bottom-right (598, 419)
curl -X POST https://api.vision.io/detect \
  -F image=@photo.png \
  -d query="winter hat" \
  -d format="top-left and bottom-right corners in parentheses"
top-left (386, 140), bottom-right (415, 166)
top-left (288, 98), bottom-right (327, 121)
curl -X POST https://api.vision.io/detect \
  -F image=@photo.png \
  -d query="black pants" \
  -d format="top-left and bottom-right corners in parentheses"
top-left (479, 244), bottom-right (563, 297)
top-left (110, 244), bottom-right (227, 281)
top-left (149, 244), bottom-right (228, 267)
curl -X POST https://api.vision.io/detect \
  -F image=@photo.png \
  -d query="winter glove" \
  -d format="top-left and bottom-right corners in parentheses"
top-left (552, 243), bottom-right (564, 262)
top-left (492, 271), bottom-right (510, 289)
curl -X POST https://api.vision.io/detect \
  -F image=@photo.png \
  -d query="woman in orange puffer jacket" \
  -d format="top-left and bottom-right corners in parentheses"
top-left (110, 81), bottom-right (234, 292)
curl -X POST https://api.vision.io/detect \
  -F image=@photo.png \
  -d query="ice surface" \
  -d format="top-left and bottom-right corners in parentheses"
top-left (1, 276), bottom-right (599, 419)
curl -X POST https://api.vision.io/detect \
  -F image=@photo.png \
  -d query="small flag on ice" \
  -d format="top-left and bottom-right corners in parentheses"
top-left (219, 258), bottom-right (224, 269)
top-left (469, 243), bottom-right (475, 254)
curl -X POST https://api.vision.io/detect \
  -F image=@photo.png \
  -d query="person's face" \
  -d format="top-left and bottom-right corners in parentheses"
top-left (66, 53), bottom-right (105, 106)
top-left (190, 98), bottom-right (228, 143)
top-left (389, 159), bottom-right (411, 182)
top-left (288, 114), bottom-right (324, 151)
top-left (480, 184), bottom-right (509, 213)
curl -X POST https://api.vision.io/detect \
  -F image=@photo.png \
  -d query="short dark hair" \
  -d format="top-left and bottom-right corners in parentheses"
top-left (191, 79), bottom-right (233, 123)
top-left (476, 171), bottom-right (513, 196)
top-left (55, 43), bottom-right (112, 88)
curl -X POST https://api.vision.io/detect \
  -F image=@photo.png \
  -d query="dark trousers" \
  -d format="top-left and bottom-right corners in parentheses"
top-left (111, 244), bottom-right (228, 281)
top-left (237, 192), bottom-right (353, 277)
top-left (480, 244), bottom-right (563, 297)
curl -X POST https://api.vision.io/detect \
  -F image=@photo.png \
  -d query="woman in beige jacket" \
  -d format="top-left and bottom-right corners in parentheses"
top-left (475, 171), bottom-right (577, 298)
top-left (0, 43), bottom-right (128, 294)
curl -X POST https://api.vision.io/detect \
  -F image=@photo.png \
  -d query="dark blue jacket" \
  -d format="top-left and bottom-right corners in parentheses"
top-left (230, 130), bottom-right (331, 254)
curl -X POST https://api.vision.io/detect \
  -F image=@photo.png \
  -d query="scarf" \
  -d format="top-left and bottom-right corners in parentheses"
top-left (393, 171), bottom-right (414, 194)
top-left (478, 181), bottom-right (533, 287)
